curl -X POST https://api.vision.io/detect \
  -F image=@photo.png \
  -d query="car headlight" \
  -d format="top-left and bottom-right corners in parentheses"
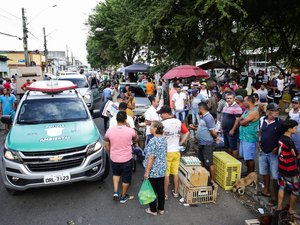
top-left (4, 149), bottom-right (23, 163)
top-left (84, 94), bottom-right (91, 100)
top-left (87, 141), bottom-right (102, 156)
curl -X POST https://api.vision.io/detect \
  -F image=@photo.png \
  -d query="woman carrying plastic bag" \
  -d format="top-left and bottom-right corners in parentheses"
top-left (140, 121), bottom-right (168, 216)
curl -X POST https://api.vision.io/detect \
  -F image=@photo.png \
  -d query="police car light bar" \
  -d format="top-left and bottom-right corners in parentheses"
top-left (27, 80), bottom-right (78, 93)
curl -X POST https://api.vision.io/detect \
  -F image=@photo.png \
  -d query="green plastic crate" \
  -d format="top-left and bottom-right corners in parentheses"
top-left (213, 152), bottom-right (241, 190)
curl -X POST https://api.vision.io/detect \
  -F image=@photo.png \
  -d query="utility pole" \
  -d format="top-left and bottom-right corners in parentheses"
top-left (43, 27), bottom-right (48, 72)
top-left (22, 8), bottom-right (30, 66)
top-left (66, 45), bottom-right (69, 66)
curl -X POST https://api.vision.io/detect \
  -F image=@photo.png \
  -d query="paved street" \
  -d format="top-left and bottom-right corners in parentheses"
top-left (0, 116), bottom-right (256, 225)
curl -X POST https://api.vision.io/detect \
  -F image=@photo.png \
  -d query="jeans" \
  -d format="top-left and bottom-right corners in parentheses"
top-left (192, 113), bottom-right (200, 125)
top-left (175, 110), bottom-right (186, 122)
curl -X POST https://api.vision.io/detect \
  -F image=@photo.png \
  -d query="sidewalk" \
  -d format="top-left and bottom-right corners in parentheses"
top-left (187, 137), bottom-right (300, 224)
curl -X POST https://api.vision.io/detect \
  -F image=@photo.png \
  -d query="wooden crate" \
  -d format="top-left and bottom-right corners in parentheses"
top-left (178, 163), bottom-right (209, 187)
top-left (178, 178), bottom-right (218, 205)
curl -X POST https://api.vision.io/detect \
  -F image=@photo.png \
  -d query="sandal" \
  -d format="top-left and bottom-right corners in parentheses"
top-left (258, 191), bottom-right (271, 197)
top-left (145, 208), bottom-right (157, 216)
top-left (157, 209), bottom-right (165, 215)
top-left (267, 199), bottom-right (277, 206)
top-left (289, 210), bottom-right (300, 219)
top-left (172, 190), bottom-right (179, 198)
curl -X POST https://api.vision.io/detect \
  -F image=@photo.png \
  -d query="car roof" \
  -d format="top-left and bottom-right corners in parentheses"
top-left (59, 74), bottom-right (86, 79)
top-left (25, 90), bottom-right (80, 99)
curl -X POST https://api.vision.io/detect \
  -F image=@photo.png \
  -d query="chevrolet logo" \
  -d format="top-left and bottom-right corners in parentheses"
top-left (49, 155), bottom-right (63, 162)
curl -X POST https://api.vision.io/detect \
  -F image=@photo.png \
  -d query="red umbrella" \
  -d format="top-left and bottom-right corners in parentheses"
top-left (162, 65), bottom-right (209, 79)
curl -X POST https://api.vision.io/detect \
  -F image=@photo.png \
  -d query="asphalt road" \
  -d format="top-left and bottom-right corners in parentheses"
top-left (0, 115), bottom-right (255, 225)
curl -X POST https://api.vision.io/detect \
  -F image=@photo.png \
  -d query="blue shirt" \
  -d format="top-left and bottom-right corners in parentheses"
top-left (143, 136), bottom-right (167, 178)
top-left (0, 94), bottom-right (16, 115)
top-left (192, 93), bottom-right (206, 114)
top-left (259, 116), bottom-right (282, 153)
top-left (196, 112), bottom-right (215, 145)
top-left (102, 88), bottom-right (112, 102)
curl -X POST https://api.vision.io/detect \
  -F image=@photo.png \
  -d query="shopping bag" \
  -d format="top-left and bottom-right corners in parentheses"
top-left (138, 179), bottom-right (156, 205)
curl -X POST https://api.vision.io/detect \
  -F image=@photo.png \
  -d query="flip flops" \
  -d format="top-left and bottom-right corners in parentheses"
top-left (258, 191), bottom-right (271, 197)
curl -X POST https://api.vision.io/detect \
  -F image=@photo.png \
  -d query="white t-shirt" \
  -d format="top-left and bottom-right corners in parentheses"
top-left (109, 115), bottom-right (135, 128)
top-left (144, 106), bottom-right (160, 135)
top-left (199, 89), bottom-right (211, 100)
top-left (172, 92), bottom-right (186, 111)
top-left (162, 118), bottom-right (182, 152)
top-left (276, 78), bottom-right (284, 92)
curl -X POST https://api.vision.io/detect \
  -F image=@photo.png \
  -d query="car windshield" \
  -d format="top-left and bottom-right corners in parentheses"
top-left (17, 98), bottom-right (88, 124)
top-left (59, 78), bottom-right (89, 88)
top-left (120, 85), bottom-right (147, 97)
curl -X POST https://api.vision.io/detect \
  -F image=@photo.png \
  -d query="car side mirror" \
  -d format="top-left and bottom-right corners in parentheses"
top-left (1, 115), bottom-right (12, 124)
top-left (92, 109), bottom-right (101, 119)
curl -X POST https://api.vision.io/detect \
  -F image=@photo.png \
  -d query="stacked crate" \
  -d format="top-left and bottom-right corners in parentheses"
top-left (213, 152), bottom-right (241, 190)
top-left (178, 162), bottom-right (218, 204)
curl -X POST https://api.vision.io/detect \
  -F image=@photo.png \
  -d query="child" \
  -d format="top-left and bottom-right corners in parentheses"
top-left (277, 119), bottom-right (300, 218)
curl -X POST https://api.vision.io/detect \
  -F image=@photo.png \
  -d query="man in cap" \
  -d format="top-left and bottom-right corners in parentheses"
top-left (288, 96), bottom-right (300, 157)
top-left (222, 83), bottom-right (235, 100)
top-left (258, 103), bottom-right (282, 205)
top-left (157, 105), bottom-right (189, 199)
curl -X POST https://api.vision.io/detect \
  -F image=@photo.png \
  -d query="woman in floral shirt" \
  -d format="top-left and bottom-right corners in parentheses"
top-left (143, 121), bottom-right (168, 216)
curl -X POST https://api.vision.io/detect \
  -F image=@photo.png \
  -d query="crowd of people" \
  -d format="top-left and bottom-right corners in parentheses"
top-left (102, 70), bottom-right (300, 217)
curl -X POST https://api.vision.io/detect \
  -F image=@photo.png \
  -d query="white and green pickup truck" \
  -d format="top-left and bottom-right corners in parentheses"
top-left (1, 80), bottom-right (109, 194)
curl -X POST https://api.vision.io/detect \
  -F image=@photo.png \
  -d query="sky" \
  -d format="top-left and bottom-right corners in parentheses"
top-left (0, 0), bottom-right (100, 65)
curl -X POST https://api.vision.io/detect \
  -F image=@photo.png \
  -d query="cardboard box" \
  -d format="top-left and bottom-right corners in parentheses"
top-left (244, 219), bottom-right (260, 225)
top-left (178, 163), bottom-right (209, 187)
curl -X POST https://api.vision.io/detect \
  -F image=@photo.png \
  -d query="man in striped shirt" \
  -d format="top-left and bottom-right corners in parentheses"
top-left (221, 93), bottom-right (243, 159)
top-left (277, 119), bottom-right (300, 218)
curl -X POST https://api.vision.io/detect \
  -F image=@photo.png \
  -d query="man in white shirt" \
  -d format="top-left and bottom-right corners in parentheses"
top-left (109, 102), bottom-right (135, 128)
top-left (144, 96), bottom-right (160, 144)
top-left (172, 84), bottom-right (187, 122)
top-left (157, 105), bottom-right (189, 199)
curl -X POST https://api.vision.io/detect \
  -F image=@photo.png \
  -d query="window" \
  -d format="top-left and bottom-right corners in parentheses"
top-left (17, 98), bottom-right (88, 124)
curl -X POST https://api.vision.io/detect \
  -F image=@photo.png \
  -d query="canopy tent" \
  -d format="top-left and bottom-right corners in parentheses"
top-left (197, 60), bottom-right (229, 70)
top-left (118, 62), bottom-right (149, 74)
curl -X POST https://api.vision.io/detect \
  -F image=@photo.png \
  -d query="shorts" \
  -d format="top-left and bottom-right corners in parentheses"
top-left (258, 151), bottom-right (278, 179)
top-left (166, 151), bottom-right (180, 176)
top-left (278, 175), bottom-right (299, 196)
top-left (198, 145), bottom-right (215, 168)
top-left (111, 159), bottom-right (133, 184)
top-left (223, 131), bottom-right (239, 151)
top-left (239, 140), bottom-right (257, 161)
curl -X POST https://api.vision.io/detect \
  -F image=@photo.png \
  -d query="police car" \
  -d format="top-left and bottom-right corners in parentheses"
top-left (0, 80), bottom-right (109, 194)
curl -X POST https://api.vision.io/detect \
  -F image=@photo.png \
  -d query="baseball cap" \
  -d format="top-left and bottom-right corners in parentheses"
top-left (182, 86), bottom-right (188, 91)
top-left (267, 103), bottom-right (280, 111)
top-left (292, 96), bottom-right (300, 103)
top-left (223, 83), bottom-right (230, 89)
top-left (157, 105), bottom-right (172, 114)
top-left (201, 82), bottom-right (207, 86)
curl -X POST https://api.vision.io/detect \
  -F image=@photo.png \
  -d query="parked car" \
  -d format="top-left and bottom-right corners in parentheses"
top-left (0, 80), bottom-right (109, 194)
top-left (58, 74), bottom-right (101, 112)
top-left (119, 83), bottom-right (151, 116)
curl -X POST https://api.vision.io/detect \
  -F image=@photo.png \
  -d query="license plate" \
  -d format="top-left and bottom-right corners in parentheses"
top-left (44, 173), bottom-right (71, 184)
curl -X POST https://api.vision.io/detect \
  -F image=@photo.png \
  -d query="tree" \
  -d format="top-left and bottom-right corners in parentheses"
top-left (86, 0), bottom-right (141, 67)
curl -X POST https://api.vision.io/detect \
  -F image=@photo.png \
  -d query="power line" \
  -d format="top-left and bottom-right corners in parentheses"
top-left (0, 8), bottom-right (21, 19)
top-left (0, 31), bottom-right (22, 40)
